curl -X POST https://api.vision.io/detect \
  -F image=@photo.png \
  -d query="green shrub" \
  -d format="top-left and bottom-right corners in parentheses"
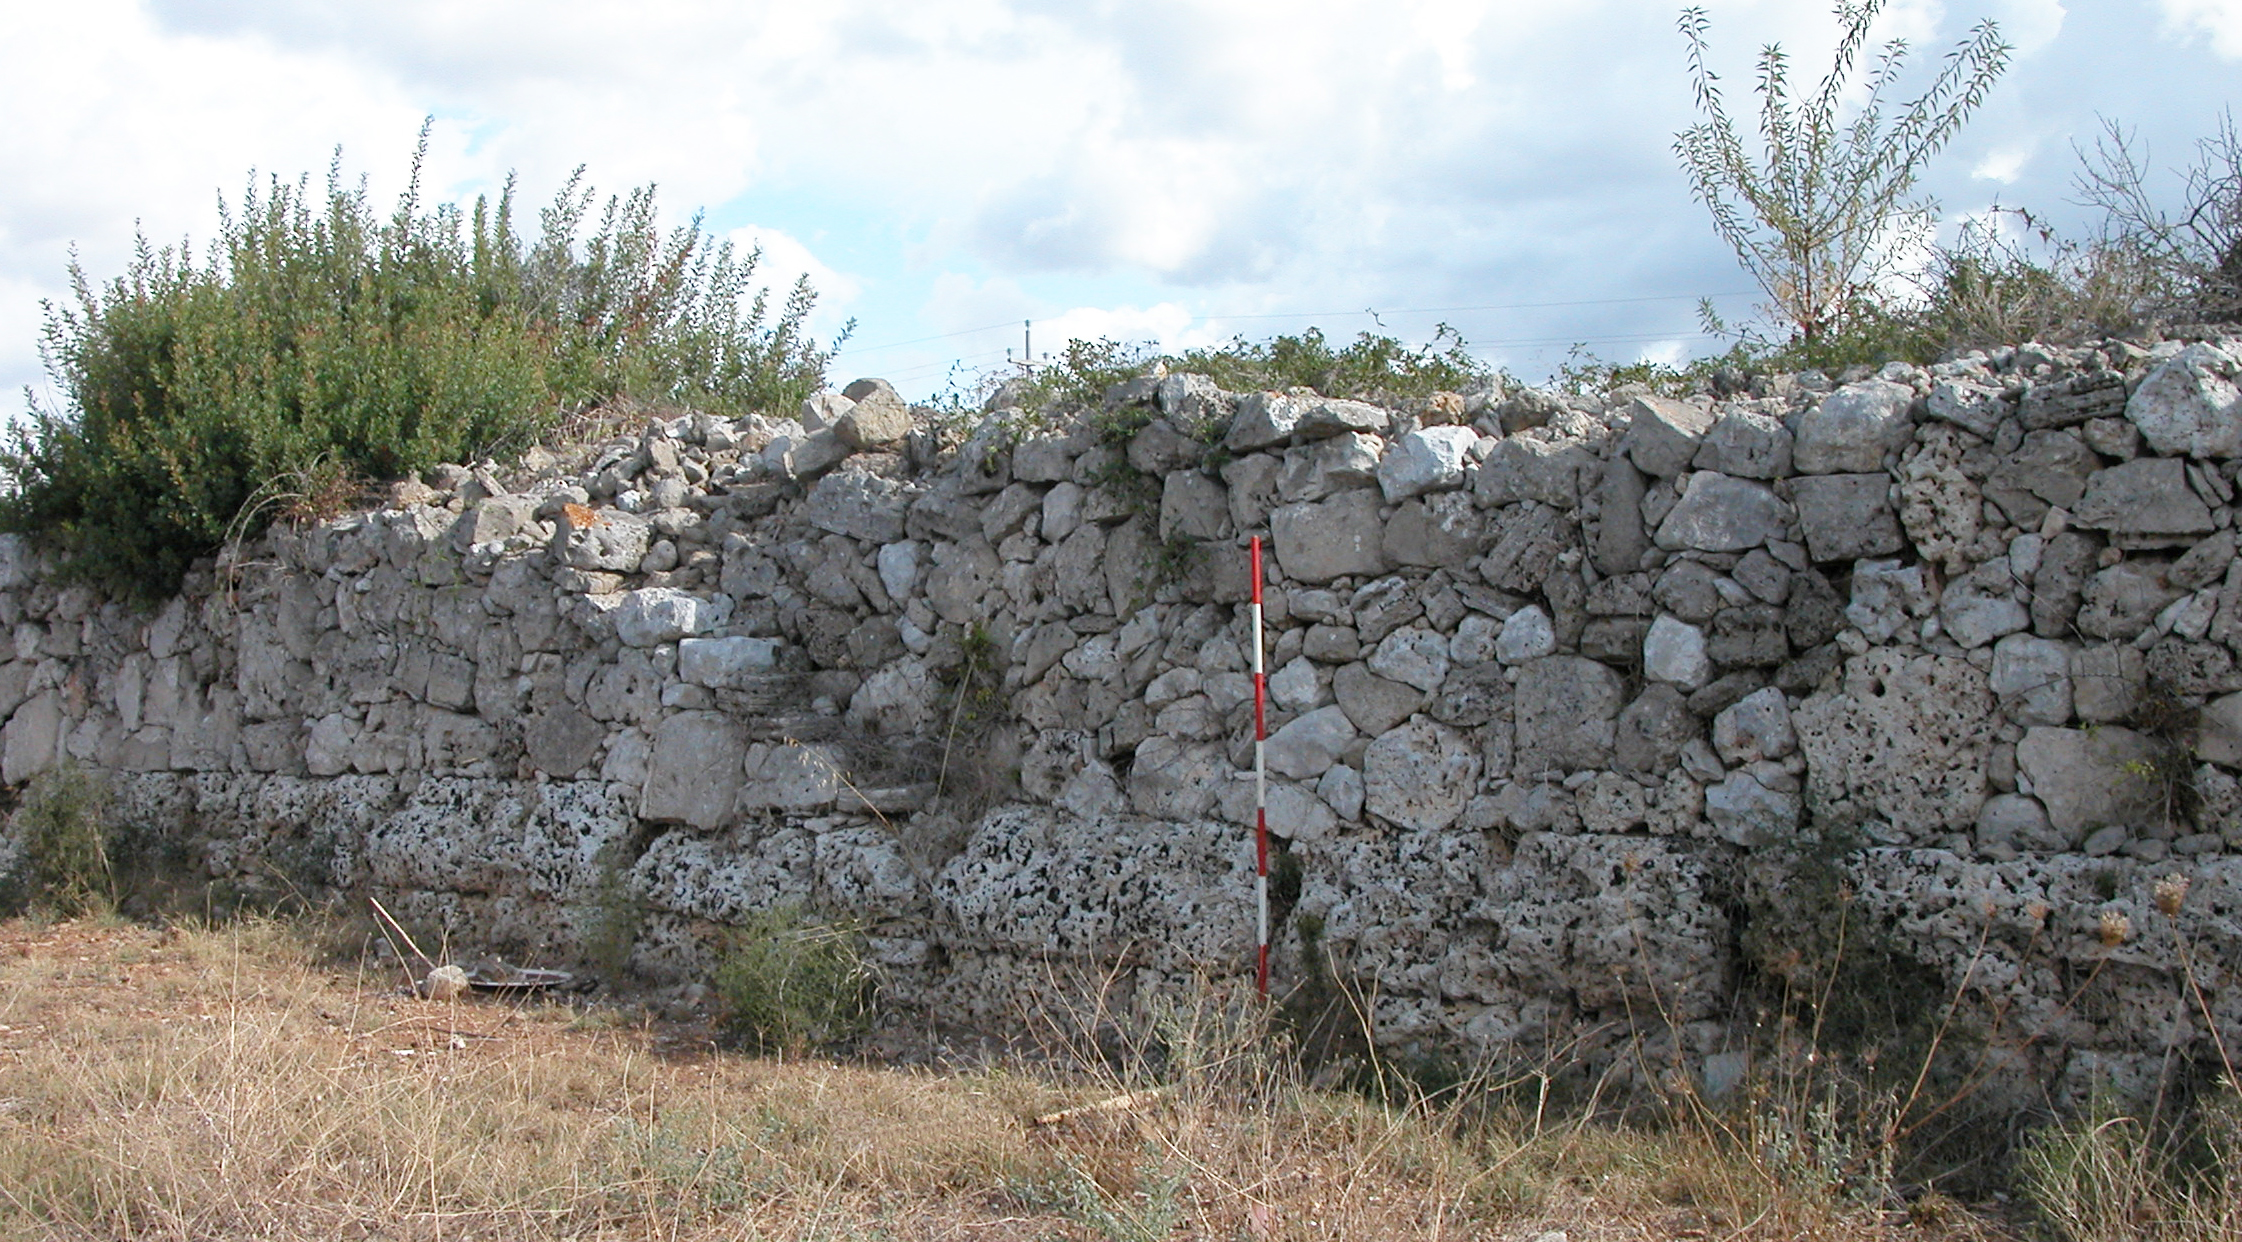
top-left (3, 127), bottom-right (842, 600)
top-left (711, 905), bottom-right (874, 1055)
top-left (5, 764), bottom-right (113, 917)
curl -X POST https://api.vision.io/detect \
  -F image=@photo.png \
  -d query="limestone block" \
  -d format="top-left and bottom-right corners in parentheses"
top-left (1159, 471), bottom-right (1232, 543)
top-left (2126, 342), bottom-right (2242, 457)
top-left (2071, 643), bottom-right (2146, 724)
top-left (613, 588), bottom-right (729, 648)
top-left (1363, 719), bottom-right (1480, 831)
top-left (556, 506), bottom-right (651, 573)
top-left (1512, 655), bottom-right (1625, 775)
top-left (1474, 435), bottom-right (1594, 508)
top-left (1479, 503), bottom-right (1574, 593)
top-left (1382, 492), bottom-right (1486, 569)
top-left (1127, 736), bottom-right (1226, 818)
top-left (1643, 615), bottom-right (1711, 689)
top-left (1705, 772), bottom-right (1800, 844)
top-left (2077, 563), bottom-right (2182, 642)
top-left (1653, 472), bottom-right (1792, 552)
top-left (1333, 662), bottom-right (1424, 736)
top-left (740, 742), bottom-right (843, 812)
top-left (1691, 408), bottom-right (1792, 479)
top-left (1925, 377), bottom-right (2009, 437)
top-left (834, 387), bottom-right (912, 449)
top-left (1984, 429), bottom-right (2096, 527)
top-left (1615, 683), bottom-right (1700, 774)
top-left (804, 467), bottom-right (913, 544)
top-left (1495, 605), bottom-right (1556, 665)
top-left (1265, 705), bottom-right (1356, 780)
top-left (640, 712), bottom-right (748, 830)
top-left (1939, 563), bottom-right (2030, 649)
top-left (1589, 458), bottom-right (1649, 576)
top-left (1790, 472), bottom-right (1905, 563)
top-left (525, 706), bottom-right (604, 776)
top-left (1277, 432), bottom-right (1383, 502)
top-left (1793, 650), bottom-right (1994, 834)
top-left (1429, 661), bottom-right (1510, 727)
top-left (1623, 394), bottom-right (1715, 478)
top-left (1271, 490), bottom-right (1389, 583)
top-left (1226, 391), bottom-right (1315, 450)
top-left (1317, 764), bottom-right (1365, 820)
top-left (1990, 634), bottom-right (2073, 726)
top-left (1712, 686), bottom-right (1795, 765)
top-left (1977, 793), bottom-right (2067, 854)
top-left (1218, 776), bottom-right (1338, 842)
top-left (926, 537), bottom-right (1004, 625)
top-left (2016, 726), bottom-right (2162, 835)
top-left (1367, 627), bottom-right (1450, 693)
top-left (2071, 457), bottom-right (2215, 537)
top-left (1793, 379), bottom-right (1913, 473)
top-left (1376, 426), bottom-right (1477, 503)
top-left (1847, 558), bottom-right (1935, 642)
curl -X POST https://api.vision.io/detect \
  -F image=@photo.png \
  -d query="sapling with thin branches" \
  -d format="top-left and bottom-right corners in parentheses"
top-left (1674, 1), bottom-right (2011, 351)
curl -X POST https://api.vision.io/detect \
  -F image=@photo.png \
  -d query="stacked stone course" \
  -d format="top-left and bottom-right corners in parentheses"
top-left (3, 340), bottom-right (2242, 1101)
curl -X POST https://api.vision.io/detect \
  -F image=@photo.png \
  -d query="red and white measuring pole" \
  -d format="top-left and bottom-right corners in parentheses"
top-left (1249, 537), bottom-right (1271, 999)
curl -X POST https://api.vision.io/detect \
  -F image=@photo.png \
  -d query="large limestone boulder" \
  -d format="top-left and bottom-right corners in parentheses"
top-left (1653, 472), bottom-right (1792, 552)
top-left (639, 712), bottom-right (748, 830)
top-left (2015, 726), bottom-right (2163, 836)
top-left (1793, 650), bottom-right (1995, 835)
top-left (1271, 490), bottom-right (1389, 583)
top-left (2126, 342), bottom-right (2242, 457)
top-left (1363, 720), bottom-right (1480, 831)
top-left (1793, 379), bottom-right (1913, 473)
top-left (1513, 656), bottom-right (1626, 775)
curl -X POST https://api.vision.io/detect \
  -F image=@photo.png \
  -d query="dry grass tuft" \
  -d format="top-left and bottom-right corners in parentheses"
top-left (0, 917), bottom-right (2017, 1240)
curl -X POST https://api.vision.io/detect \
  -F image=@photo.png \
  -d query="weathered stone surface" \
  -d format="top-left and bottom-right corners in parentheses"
top-left (1790, 473), bottom-right (1904, 562)
top-left (1513, 656), bottom-right (1625, 775)
top-left (834, 388), bottom-right (913, 449)
top-left (1377, 426), bottom-right (1477, 502)
top-left (1367, 627), bottom-right (1450, 693)
top-left (2071, 458), bottom-right (2216, 537)
top-left (2194, 690), bottom-right (2242, 766)
top-left (558, 507), bottom-right (652, 572)
top-left (1794, 380), bottom-right (1913, 474)
top-left (640, 712), bottom-right (747, 830)
top-left (2071, 644), bottom-right (2146, 724)
top-left (1429, 661), bottom-right (1511, 727)
top-left (1363, 720), bottom-right (1480, 831)
top-left (1712, 686), bottom-right (1794, 765)
top-left (2127, 343), bottom-right (2242, 457)
top-left (1271, 491), bottom-right (1389, 583)
top-left (2032, 532), bottom-right (2098, 638)
top-left (2077, 563), bottom-right (2182, 641)
top-left (1333, 662), bottom-right (1425, 736)
top-left (1926, 378), bottom-right (2009, 437)
top-left (1624, 395), bottom-right (1715, 478)
top-left (1643, 615), bottom-right (1711, 689)
top-left (1990, 633), bottom-right (2072, 726)
top-left (1793, 650), bottom-right (1994, 835)
top-left (1590, 458), bottom-right (1648, 576)
top-left (1298, 398), bottom-right (1390, 440)
top-left (614, 588), bottom-right (729, 648)
top-left (1225, 391), bottom-right (1315, 450)
top-left (1692, 408), bottom-right (1792, 479)
top-left (1706, 604), bottom-right (1789, 667)
top-left (1977, 793), bottom-right (2067, 854)
top-left (1383, 492), bottom-right (1486, 568)
top-left (1984, 430), bottom-right (2096, 528)
top-left (1654, 560), bottom-right (1724, 623)
top-left (678, 636), bottom-right (780, 688)
top-left (1475, 436), bottom-right (1594, 508)
top-left (1615, 683), bottom-right (1699, 774)
top-left (2021, 369), bottom-right (2127, 430)
top-left (1896, 425), bottom-right (1981, 573)
top-left (1479, 503), bottom-right (1574, 593)
top-left (1265, 706), bottom-right (1356, 780)
top-left (2016, 726), bottom-right (2162, 835)
top-left (1939, 564), bottom-right (2030, 650)
top-left (1128, 737), bottom-right (1226, 819)
top-left (1278, 433), bottom-right (1383, 502)
top-left (1159, 471), bottom-right (1232, 543)
top-left (1653, 473), bottom-right (1792, 552)
top-left (1495, 605), bottom-right (1556, 665)
top-left (1705, 772), bottom-right (1800, 844)
top-left (526, 707), bottom-right (604, 776)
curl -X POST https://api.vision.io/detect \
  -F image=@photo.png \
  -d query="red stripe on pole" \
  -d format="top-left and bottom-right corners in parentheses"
top-left (1250, 536), bottom-right (1270, 1000)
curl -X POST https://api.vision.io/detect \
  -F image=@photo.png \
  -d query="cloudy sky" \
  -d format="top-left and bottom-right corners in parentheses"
top-left (1, 0), bottom-right (2237, 407)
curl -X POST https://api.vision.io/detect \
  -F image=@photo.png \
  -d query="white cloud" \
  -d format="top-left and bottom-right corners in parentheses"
top-left (2160, 0), bottom-right (2242, 57)
top-left (1973, 144), bottom-right (2033, 183)
top-left (721, 225), bottom-right (861, 343)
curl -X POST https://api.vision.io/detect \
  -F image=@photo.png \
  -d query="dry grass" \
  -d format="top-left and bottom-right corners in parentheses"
top-left (0, 916), bottom-right (2016, 1241)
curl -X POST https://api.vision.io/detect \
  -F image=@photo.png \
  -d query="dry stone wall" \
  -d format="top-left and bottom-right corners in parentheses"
top-left (5, 337), bottom-right (2242, 1101)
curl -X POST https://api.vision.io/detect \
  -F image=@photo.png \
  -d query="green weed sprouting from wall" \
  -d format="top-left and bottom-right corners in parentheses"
top-left (711, 904), bottom-right (875, 1056)
top-left (2, 125), bottom-right (844, 601)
